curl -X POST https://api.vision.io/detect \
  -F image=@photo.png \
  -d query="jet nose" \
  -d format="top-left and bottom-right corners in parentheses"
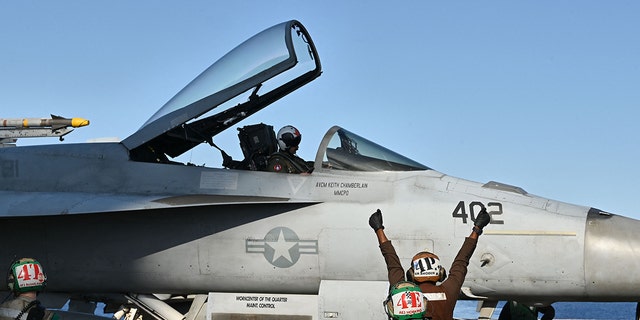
top-left (584, 208), bottom-right (640, 300)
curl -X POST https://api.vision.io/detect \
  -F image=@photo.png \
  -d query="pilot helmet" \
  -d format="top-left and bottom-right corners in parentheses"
top-left (407, 251), bottom-right (446, 283)
top-left (7, 258), bottom-right (47, 294)
top-left (277, 125), bottom-right (302, 151)
top-left (383, 281), bottom-right (428, 320)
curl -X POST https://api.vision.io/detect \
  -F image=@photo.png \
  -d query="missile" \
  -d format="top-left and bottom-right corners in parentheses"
top-left (0, 114), bottom-right (90, 142)
top-left (0, 114), bottom-right (90, 130)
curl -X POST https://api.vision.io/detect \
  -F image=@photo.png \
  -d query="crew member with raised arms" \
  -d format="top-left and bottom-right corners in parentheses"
top-left (369, 208), bottom-right (490, 320)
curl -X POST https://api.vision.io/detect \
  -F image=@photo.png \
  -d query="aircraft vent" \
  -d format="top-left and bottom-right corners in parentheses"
top-left (482, 181), bottom-right (527, 195)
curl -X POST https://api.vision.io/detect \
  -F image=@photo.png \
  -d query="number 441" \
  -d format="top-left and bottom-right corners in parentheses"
top-left (452, 201), bottom-right (504, 225)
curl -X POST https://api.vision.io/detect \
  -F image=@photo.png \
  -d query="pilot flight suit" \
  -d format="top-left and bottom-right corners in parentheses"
top-left (380, 237), bottom-right (478, 320)
top-left (267, 151), bottom-right (313, 174)
top-left (0, 296), bottom-right (60, 320)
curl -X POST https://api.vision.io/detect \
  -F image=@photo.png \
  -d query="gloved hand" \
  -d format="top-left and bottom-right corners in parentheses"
top-left (474, 207), bottom-right (491, 229)
top-left (369, 209), bottom-right (384, 231)
top-left (221, 151), bottom-right (233, 168)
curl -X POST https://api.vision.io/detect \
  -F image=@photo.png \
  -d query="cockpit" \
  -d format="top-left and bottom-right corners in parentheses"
top-left (222, 123), bottom-right (430, 172)
top-left (120, 20), bottom-right (429, 172)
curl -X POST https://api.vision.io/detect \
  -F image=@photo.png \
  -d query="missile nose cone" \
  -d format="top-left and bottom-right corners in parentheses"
top-left (71, 118), bottom-right (90, 128)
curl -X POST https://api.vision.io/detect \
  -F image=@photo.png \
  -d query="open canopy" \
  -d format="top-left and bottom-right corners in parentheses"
top-left (122, 20), bottom-right (321, 161)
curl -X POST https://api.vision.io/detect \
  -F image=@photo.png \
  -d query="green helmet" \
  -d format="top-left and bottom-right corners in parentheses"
top-left (384, 281), bottom-right (428, 319)
top-left (7, 258), bottom-right (47, 293)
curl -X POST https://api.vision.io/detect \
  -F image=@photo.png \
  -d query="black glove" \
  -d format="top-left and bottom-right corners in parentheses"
top-left (474, 207), bottom-right (491, 229)
top-left (369, 209), bottom-right (384, 231)
top-left (221, 151), bottom-right (233, 168)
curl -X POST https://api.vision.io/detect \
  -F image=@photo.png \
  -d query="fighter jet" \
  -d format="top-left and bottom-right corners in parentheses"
top-left (1, 20), bottom-right (639, 320)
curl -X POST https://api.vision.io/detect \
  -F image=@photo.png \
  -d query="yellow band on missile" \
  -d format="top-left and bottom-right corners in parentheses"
top-left (71, 118), bottom-right (90, 127)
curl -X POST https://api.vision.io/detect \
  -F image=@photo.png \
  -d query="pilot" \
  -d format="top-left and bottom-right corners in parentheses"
top-left (0, 258), bottom-right (61, 320)
top-left (369, 208), bottom-right (490, 320)
top-left (267, 125), bottom-right (313, 174)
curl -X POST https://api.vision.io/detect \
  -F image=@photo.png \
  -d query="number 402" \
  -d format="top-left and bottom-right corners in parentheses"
top-left (452, 201), bottom-right (504, 225)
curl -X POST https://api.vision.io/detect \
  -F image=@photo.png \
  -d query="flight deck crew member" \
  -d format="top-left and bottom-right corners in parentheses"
top-left (267, 125), bottom-right (313, 174)
top-left (382, 281), bottom-right (429, 319)
top-left (369, 208), bottom-right (491, 320)
top-left (0, 258), bottom-right (61, 320)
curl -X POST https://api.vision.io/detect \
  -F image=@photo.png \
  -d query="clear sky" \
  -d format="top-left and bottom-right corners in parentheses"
top-left (1, 1), bottom-right (639, 220)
